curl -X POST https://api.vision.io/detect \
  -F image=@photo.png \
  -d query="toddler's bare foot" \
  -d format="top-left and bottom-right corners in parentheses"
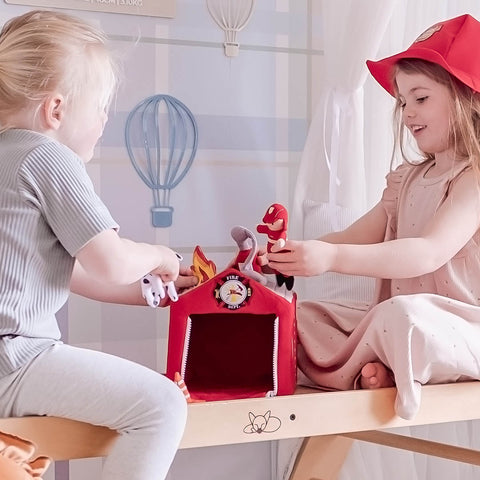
top-left (360, 362), bottom-right (395, 389)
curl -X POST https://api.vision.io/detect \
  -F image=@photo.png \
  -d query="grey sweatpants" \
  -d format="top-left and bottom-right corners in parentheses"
top-left (0, 342), bottom-right (187, 480)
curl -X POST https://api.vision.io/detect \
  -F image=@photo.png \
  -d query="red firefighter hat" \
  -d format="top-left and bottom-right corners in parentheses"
top-left (367, 14), bottom-right (480, 96)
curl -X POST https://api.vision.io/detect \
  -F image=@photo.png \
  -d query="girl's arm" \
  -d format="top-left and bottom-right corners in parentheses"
top-left (269, 170), bottom-right (480, 279)
top-left (263, 201), bottom-right (388, 276)
top-left (319, 201), bottom-right (388, 245)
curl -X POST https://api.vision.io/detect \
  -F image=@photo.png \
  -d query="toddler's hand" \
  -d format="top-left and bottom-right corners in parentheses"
top-left (175, 266), bottom-right (199, 294)
top-left (151, 246), bottom-right (182, 282)
top-left (142, 247), bottom-right (184, 307)
top-left (142, 263), bottom-right (198, 308)
top-left (141, 275), bottom-right (181, 307)
top-left (141, 273), bottom-right (165, 307)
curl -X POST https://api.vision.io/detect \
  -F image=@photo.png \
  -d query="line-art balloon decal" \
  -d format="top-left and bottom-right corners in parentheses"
top-left (125, 95), bottom-right (198, 227)
top-left (206, 0), bottom-right (256, 57)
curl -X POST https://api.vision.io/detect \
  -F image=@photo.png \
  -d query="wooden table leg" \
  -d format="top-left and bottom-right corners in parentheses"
top-left (289, 435), bottom-right (353, 480)
top-left (343, 430), bottom-right (480, 465)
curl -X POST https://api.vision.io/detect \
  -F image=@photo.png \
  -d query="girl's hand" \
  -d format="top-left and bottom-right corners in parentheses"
top-left (255, 246), bottom-right (276, 274)
top-left (267, 239), bottom-right (336, 277)
top-left (256, 246), bottom-right (268, 267)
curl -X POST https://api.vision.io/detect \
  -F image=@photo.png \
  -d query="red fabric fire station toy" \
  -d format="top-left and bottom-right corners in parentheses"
top-left (166, 208), bottom-right (297, 401)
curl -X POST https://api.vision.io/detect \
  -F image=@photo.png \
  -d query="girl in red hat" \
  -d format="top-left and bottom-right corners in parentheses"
top-left (266, 14), bottom-right (480, 419)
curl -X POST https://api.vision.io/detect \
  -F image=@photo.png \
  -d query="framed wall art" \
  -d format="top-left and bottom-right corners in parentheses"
top-left (4, 0), bottom-right (175, 18)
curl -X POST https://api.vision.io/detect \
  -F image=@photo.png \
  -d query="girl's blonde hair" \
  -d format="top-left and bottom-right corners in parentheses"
top-left (0, 10), bottom-right (118, 129)
top-left (391, 58), bottom-right (480, 179)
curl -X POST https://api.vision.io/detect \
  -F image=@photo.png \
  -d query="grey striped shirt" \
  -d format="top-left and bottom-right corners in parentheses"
top-left (0, 129), bottom-right (118, 375)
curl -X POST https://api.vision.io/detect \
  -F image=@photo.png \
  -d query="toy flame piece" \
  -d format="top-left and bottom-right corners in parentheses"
top-left (191, 245), bottom-right (217, 285)
top-left (174, 372), bottom-right (205, 403)
top-left (256, 203), bottom-right (294, 291)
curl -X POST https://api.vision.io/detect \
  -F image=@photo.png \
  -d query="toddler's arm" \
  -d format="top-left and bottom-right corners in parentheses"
top-left (70, 228), bottom-right (197, 304)
top-left (75, 228), bottom-right (179, 285)
top-left (70, 261), bottom-right (197, 305)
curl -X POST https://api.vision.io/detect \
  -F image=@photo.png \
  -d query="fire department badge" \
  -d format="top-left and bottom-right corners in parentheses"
top-left (214, 274), bottom-right (252, 309)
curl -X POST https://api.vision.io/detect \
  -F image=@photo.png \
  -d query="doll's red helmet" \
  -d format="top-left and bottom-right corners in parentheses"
top-left (367, 14), bottom-right (480, 96)
top-left (261, 203), bottom-right (288, 225)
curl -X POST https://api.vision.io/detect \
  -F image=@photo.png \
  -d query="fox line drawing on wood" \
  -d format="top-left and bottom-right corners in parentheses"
top-left (243, 410), bottom-right (281, 434)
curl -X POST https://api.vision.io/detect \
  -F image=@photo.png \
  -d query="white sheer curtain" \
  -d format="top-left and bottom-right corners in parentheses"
top-left (292, 0), bottom-right (397, 239)
top-left (291, 0), bottom-right (397, 308)
top-left (283, 1), bottom-right (480, 480)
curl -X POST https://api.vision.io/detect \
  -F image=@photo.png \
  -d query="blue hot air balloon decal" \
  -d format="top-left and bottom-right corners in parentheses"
top-left (125, 94), bottom-right (198, 227)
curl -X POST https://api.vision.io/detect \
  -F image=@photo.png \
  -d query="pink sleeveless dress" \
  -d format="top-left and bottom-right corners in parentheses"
top-left (297, 160), bottom-right (480, 419)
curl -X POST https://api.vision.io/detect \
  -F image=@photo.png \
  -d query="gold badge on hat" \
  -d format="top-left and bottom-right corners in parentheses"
top-left (415, 23), bottom-right (443, 43)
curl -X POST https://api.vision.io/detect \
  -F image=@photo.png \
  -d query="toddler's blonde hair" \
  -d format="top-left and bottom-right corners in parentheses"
top-left (0, 10), bottom-right (117, 130)
top-left (391, 58), bottom-right (480, 179)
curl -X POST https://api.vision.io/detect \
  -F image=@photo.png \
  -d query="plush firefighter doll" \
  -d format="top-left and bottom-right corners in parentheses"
top-left (256, 203), bottom-right (294, 290)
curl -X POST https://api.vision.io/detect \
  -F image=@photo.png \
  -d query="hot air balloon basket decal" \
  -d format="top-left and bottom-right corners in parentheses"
top-left (206, 0), bottom-right (256, 57)
top-left (125, 95), bottom-right (198, 227)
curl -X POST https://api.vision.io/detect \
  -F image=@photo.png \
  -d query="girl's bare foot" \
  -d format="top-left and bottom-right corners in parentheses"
top-left (360, 362), bottom-right (395, 389)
